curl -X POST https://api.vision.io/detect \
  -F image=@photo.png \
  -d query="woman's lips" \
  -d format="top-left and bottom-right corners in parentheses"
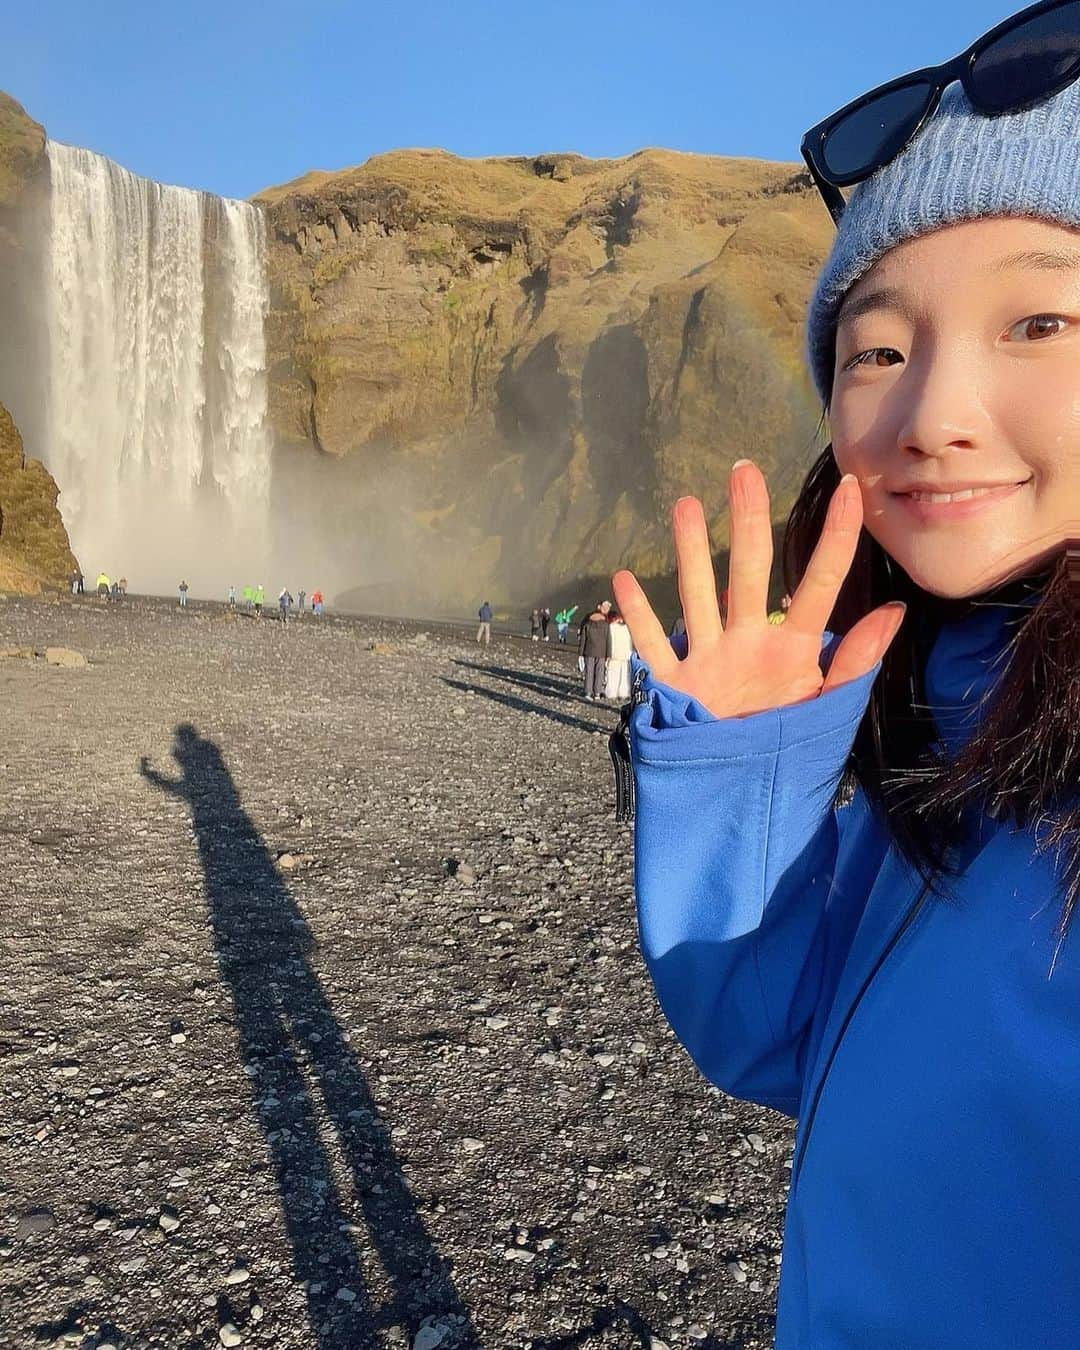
top-left (892, 480), bottom-right (1028, 522)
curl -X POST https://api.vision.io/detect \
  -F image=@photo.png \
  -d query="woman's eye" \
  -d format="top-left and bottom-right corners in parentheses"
top-left (1007, 314), bottom-right (1069, 342)
top-left (844, 347), bottom-right (903, 370)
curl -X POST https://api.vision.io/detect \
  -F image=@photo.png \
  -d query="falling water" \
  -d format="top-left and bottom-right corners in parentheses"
top-left (44, 141), bottom-right (272, 594)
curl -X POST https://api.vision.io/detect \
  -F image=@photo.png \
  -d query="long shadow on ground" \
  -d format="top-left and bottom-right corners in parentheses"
top-left (452, 661), bottom-right (585, 707)
top-left (441, 679), bottom-right (611, 736)
top-left (141, 725), bottom-right (476, 1349)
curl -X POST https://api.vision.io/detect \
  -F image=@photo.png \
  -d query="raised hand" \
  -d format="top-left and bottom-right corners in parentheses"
top-left (612, 459), bottom-right (906, 719)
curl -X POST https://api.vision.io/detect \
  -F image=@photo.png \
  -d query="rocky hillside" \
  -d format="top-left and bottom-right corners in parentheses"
top-left (0, 95), bottom-right (73, 594)
top-left (256, 149), bottom-right (834, 614)
top-left (0, 401), bottom-right (76, 593)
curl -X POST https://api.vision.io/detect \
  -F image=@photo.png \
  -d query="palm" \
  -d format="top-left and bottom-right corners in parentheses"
top-left (612, 461), bottom-right (906, 720)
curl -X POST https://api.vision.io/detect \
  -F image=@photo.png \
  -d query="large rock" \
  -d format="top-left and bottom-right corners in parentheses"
top-left (0, 94), bottom-right (49, 462)
top-left (256, 149), bottom-right (834, 613)
top-left (0, 401), bottom-right (77, 594)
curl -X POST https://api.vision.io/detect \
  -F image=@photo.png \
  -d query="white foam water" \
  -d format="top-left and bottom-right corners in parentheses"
top-left (45, 141), bottom-right (272, 594)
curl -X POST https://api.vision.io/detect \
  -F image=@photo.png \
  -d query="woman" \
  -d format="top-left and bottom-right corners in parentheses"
top-left (603, 611), bottom-right (633, 701)
top-left (613, 3), bottom-right (1080, 1345)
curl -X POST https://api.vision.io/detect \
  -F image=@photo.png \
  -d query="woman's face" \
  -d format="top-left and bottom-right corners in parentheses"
top-left (829, 217), bottom-right (1080, 597)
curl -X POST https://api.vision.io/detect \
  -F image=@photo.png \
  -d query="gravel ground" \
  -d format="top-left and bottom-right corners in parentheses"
top-left (0, 595), bottom-right (793, 1350)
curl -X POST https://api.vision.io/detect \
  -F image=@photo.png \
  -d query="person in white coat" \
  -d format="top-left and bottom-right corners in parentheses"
top-left (604, 612), bottom-right (633, 701)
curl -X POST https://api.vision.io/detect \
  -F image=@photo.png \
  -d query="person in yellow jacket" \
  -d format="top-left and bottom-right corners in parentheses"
top-left (767, 593), bottom-right (792, 625)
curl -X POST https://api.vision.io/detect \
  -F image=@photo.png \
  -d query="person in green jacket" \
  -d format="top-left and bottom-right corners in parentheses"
top-left (555, 605), bottom-right (578, 643)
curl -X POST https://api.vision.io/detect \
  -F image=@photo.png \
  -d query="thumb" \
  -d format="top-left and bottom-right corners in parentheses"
top-left (821, 602), bottom-right (906, 694)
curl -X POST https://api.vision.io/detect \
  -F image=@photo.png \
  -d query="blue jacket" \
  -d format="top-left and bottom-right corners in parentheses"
top-left (630, 595), bottom-right (1076, 1348)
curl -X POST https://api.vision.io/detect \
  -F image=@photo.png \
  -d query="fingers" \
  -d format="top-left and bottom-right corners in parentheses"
top-left (612, 570), bottom-right (677, 680)
top-left (672, 497), bottom-right (723, 648)
top-left (725, 460), bottom-right (773, 628)
top-left (822, 602), bottom-right (906, 693)
top-left (786, 474), bottom-right (863, 637)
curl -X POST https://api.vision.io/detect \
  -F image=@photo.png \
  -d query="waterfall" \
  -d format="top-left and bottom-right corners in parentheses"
top-left (44, 141), bottom-right (272, 594)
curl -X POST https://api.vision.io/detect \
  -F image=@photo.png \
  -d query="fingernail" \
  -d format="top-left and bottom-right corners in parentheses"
top-left (732, 458), bottom-right (752, 469)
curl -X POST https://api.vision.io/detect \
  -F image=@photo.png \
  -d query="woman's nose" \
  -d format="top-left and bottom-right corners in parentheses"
top-left (894, 348), bottom-right (992, 459)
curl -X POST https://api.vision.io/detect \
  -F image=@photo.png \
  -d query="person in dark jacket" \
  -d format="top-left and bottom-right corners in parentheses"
top-left (577, 605), bottom-right (609, 700)
top-left (477, 601), bottom-right (493, 645)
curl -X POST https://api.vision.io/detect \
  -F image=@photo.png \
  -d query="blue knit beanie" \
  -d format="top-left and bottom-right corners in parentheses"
top-left (806, 77), bottom-right (1080, 403)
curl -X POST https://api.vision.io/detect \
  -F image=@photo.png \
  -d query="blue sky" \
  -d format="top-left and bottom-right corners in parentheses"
top-left (6, 0), bottom-right (1027, 200)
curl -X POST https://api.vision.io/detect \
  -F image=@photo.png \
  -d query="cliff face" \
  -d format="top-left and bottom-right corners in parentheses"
top-left (0, 400), bottom-right (76, 593)
top-left (0, 95), bottom-right (74, 594)
top-left (256, 149), bottom-right (834, 613)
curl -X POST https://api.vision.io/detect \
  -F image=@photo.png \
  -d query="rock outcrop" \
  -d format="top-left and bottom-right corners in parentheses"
top-left (0, 94), bottom-right (49, 473)
top-left (256, 149), bottom-right (834, 614)
top-left (0, 401), bottom-right (77, 594)
top-left (0, 94), bottom-right (69, 594)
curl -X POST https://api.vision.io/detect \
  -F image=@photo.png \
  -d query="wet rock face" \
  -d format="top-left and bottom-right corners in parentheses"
top-left (256, 151), bottom-right (834, 613)
top-left (0, 594), bottom-right (792, 1348)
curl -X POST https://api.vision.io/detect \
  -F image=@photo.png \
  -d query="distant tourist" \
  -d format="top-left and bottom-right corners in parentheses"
top-left (298, 589), bottom-right (306, 615)
top-left (228, 585), bottom-right (237, 609)
top-left (70, 568), bottom-right (84, 596)
top-left (540, 606), bottom-right (551, 641)
top-left (669, 614), bottom-right (687, 639)
top-left (767, 593), bottom-right (792, 625)
top-left (110, 580), bottom-right (121, 604)
top-left (604, 611), bottom-right (633, 701)
top-left (577, 603), bottom-right (610, 701)
top-left (178, 580), bottom-right (189, 608)
top-left (477, 600), bottom-right (493, 646)
top-left (555, 604), bottom-right (577, 643)
top-left (530, 609), bottom-right (541, 642)
top-left (96, 572), bottom-right (110, 601)
top-left (311, 589), bottom-right (324, 617)
top-left (254, 585), bottom-right (264, 617)
top-left (278, 588), bottom-right (293, 624)
top-left (118, 577), bottom-right (127, 596)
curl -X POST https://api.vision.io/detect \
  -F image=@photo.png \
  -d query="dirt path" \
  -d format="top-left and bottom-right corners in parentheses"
top-left (0, 595), bottom-right (791, 1350)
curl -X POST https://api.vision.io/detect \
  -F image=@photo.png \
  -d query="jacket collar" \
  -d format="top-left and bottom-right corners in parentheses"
top-left (922, 576), bottom-right (1045, 757)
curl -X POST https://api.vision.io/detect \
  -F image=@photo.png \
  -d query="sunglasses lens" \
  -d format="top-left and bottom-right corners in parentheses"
top-left (970, 1), bottom-right (1080, 111)
top-left (821, 79), bottom-right (935, 180)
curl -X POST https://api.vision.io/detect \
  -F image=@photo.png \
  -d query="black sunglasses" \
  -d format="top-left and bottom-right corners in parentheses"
top-left (801, 0), bottom-right (1080, 224)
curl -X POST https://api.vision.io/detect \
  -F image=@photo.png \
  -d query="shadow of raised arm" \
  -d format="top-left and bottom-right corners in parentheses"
top-left (139, 755), bottom-right (185, 798)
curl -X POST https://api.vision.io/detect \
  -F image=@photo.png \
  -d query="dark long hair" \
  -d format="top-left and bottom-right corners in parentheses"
top-left (782, 444), bottom-right (1080, 958)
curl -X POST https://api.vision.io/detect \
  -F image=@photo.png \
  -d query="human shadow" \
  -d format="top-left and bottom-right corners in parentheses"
top-left (452, 660), bottom-right (585, 707)
top-left (141, 725), bottom-right (476, 1348)
top-left (442, 678), bottom-right (610, 735)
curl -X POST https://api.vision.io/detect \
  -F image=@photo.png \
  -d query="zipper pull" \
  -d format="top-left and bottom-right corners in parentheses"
top-left (609, 666), bottom-right (648, 822)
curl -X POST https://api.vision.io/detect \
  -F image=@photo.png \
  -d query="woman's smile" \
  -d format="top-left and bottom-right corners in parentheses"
top-left (890, 478), bottom-right (1031, 523)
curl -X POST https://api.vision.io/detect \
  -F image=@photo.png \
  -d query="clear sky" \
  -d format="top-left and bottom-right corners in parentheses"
top-left (5, 0), bottom-right (1027, 201)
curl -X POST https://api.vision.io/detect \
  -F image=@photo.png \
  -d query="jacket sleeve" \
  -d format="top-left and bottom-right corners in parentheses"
top-left (630, 653), bottom-right (879, 1116)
